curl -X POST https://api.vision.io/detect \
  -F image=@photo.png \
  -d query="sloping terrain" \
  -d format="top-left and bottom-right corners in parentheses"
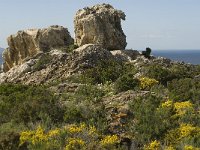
top-left (0, 3), bottom-right (200, 150)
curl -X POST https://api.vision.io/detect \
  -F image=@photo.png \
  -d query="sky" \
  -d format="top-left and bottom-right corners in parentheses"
top-left (0, 0), bottom-right (200, 50)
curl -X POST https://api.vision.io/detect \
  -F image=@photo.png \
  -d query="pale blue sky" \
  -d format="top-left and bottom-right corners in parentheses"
top-left (0, 0), bottom-right (200, 50)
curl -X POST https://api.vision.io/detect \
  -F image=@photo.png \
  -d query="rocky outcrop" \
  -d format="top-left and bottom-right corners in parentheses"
top-left (3, 25), bottom-right (73, 72)
top-left (74, 3), bottom-right (127, 50)
top-left (0, 44), bottom-right (119, 85)
top-left (111, 50), bottom-right (140, 62)
top-left (71, 44), bottom-right (116, 72)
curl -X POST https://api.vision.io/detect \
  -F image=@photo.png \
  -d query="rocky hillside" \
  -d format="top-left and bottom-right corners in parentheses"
top-left (0, 3), bottom-right (200, 150)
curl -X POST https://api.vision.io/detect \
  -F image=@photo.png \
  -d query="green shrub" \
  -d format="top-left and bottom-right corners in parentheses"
top-left (114, 74), bottom-right (139, 93)
top-left (170, 64), bottom-right (200, 79)
top-left (145, 64), bottom-right (175, 85)
top-left (82, 60), bottom-right (124, 84)
top-left (0, 84), bottom-right (64, 125)
top-left (33, 54), bottom-right (52, 71)
top-left (0, 132), bottom-right (27, 150)
top-left (168, 78), bottom-right (200, 104)
top-left (61, 85), bottom-right (107, 127)
top-left (128, 95), bottom-right (174, 146)
top-left (142, 47), bottom-right (152, 58)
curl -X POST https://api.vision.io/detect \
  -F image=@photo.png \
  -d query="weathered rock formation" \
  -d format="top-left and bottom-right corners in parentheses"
top-left (3, 25), bottom-right (73, 72)
top-left (74, 3), bottom-right (127, 50)
top-left (0, 44), bottom-right (120, 85)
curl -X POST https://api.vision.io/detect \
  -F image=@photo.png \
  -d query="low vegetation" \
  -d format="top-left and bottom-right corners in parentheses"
top-left (1, 56), bottom-right (200, 150)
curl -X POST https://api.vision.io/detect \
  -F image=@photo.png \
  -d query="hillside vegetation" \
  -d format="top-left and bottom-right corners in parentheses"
top-left (0, 3), bottom-right (200, 150)
top-left (0, 56), bottom-right (200, 149)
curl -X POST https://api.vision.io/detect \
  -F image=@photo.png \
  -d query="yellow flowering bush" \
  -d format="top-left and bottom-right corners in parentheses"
top-left (179, 124), bottom-right (196, 138)
top-left (184, 145), bottom-right (199, 150)
top-left (165, 123), bottom-right (200, 148)
top-left (164, 145), bottom-right (176, 150)
top-left (20, 130), bottom-right (35, 145)
top-left (89, 125), bottom-right (97, 135)
top-left (20, 126), bottom-right (62, 147)
top-left (174, 101), bottom-right (193, 116)
top-left (32, 126), bottom-right (47, 144)
top-left (139, 77), bottom-right (159, 90)
top-left (145, 140), bottom-right (161, 150)
top-left (100, 135), bottom-right (119, 147)
top-left (65, 138), bottom-right (85, 150)
top-left (67, 123), bottom-right (86, 134)
top-left (161, 100), bottom-right (173, 108)
top-left (20, 126), bottom-right (47, 145)
top-left (48, 128), bottom-right (60, 137)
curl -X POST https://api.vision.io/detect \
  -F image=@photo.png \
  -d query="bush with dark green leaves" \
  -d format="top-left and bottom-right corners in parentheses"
top-left (168, 78), bottom-right (200, 104)
top-left (0, 132), bottom-right (27, 150)
top-left (82, 60), bottom-right (124, 84)
top-left (0, 84), bottom-right (64, 125)
top-left (128, 94), bottom-right (175, 146)
top-left (33, 54), bottom-right (52, 71)
top-left (145, 64), bottom-right (176, 85)
top-left (142, 47), bottom-right (152, 58)
top-left (114, 73), bottom-right (139, 93)
top-left (61, 84), bottom-right (108, 131)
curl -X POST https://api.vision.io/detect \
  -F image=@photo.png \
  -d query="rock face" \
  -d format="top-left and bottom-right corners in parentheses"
top-left (3, 25), bottom-right (73, 72)
top-left (74, 3), bottom-right (127, 50)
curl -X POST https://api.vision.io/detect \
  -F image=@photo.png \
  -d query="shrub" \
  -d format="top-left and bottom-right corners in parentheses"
top-left (82, 59), bottom-right (124, 84)
top-left (33, 54), bottom-right (52, 71)
top-left (139, 77), bottom-right (159, 90)
top-left (142, 47), bottom-right (152, 58)
top-left (168, 78), bottom-right (200, 103)
top-left (0, 132), bottom-right (27, 150)
top-left (114, 74), bottom-right (139, 93)
top-left (145, 64), bottom-right (176, 85)
top-left (19, 123), bottom-right (120, 150)
top-left (0, 84), bottom-right (64, 125)
top-left (170, 64), bottom-right (200, 79)
top-left (61, 84), bottom-right (107, 128)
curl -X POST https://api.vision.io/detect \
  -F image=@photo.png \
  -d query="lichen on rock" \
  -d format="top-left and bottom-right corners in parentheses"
top-left (74, 3), bottom-right (127, 50)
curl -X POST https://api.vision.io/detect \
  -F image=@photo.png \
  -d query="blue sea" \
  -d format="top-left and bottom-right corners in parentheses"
top-left (0, 50), bottom-right (200, 65)
top-left (152, 50), bottom-right (200, 65)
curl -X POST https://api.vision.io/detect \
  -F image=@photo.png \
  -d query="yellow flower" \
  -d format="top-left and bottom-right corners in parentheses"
top-left (161, 100), bottom-right (173, 108)
top-left (32, 126), bottom-right (47, 144)
top-left (89, 125), bottom-right (97, 135)
top-left (65, 138), bottom-right (85, 150)
top-left (68, 123), bottom-right (86, 133)
top-left (20, 130), bottom-right (35, 145)
top-left (145, 140), bottom-right (161, 150)
top-left (174, 101), bottom-right (193, 116)
top-left (139, 77), bottom-right (159, 90)
top-left (100, 135), bottom-right (119, 146)
top-left (184, 145), bottom-right (199, 150)
top-left (179, 124), bottom-right (196, 138)
top-left (164, 145), bottom-right (175, 150)
top-left (20, 126), bottom-right (47, 145)
top-left (48, 128), bottom-right (60, 137)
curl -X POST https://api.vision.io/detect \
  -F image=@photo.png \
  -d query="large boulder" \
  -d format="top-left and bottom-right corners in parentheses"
top-left (74, 3), bottom-right (127, 50)
top-left (3, 25), bottom-right (73, 72)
